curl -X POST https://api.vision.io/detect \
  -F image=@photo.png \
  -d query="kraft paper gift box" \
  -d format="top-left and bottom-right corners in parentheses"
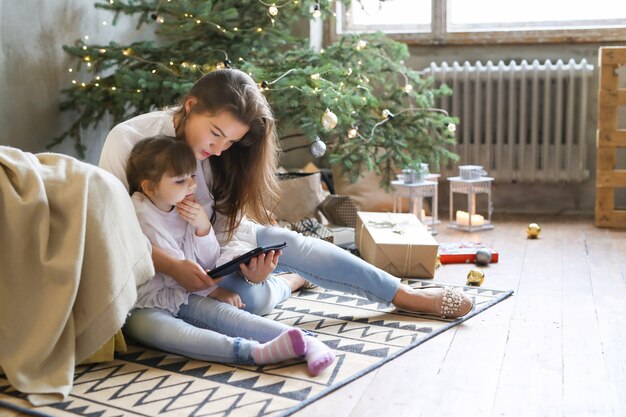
top-left (355, 211), bottom-right (438, 278)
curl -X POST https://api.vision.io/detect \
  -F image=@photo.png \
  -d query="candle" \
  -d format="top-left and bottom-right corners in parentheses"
top-left (455, 210), bottom-right (485, 226)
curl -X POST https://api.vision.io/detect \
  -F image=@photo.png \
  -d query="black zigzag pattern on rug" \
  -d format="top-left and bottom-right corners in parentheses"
top-left (0, 280), bottom-right (513, 417)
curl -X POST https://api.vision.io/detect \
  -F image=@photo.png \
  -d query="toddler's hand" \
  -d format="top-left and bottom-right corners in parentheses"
top-left (176, 195), bottom-right (211, 237)
top-left (239, 250), bottom-right (281, 285)
top-left (209, 287), bottom-right (245, 309)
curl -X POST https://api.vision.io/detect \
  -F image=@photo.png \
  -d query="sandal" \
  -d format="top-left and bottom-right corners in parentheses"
top-left (400, 285), bottom-right (473, 319)
top-left (435, 287), bottom-right (473, 318)
top-left (301, 280), bottom-right (318, 290)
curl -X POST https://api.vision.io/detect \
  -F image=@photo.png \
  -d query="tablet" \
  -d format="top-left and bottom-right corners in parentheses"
top-left (207, 242), bottom-right (287, 278)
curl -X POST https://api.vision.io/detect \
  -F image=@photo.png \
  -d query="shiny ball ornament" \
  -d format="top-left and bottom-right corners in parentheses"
top-left (268, 5), bottom-right (278, 16)
top-left (527, 223), bottom-right (541, 239)
top-left (321, 108), bottom-right (338, 130)
top-left (466, 268), bottom-right (485, 286)
top-left (475, 249), bottom-right (492, 266)
top-left (309, 137), bottom-right (327, 157)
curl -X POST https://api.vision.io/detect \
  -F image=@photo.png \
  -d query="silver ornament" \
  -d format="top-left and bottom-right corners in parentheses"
top-left (309, 137), bottom-right (327, 157)
top-left (475, 249), bottom-right (492, 266)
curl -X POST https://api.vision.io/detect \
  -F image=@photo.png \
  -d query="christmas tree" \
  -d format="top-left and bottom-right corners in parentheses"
top-left (52, 0), bottom-right (458, 186)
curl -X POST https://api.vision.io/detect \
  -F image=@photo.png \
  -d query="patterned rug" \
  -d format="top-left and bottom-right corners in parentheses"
top-left (0, 280), bottom-right (512, 417)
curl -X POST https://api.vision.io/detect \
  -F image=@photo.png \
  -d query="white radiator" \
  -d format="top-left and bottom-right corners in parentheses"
top-left (426, 59), bottom-right (594, 182)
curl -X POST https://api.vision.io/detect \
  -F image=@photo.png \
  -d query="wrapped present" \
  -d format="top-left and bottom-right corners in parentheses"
top-left (318, 194), bottom-right (358, 227)
top-left (355, 211), bottom-right (438, 278)
top-left (290, 217), bottom-right (334, 243)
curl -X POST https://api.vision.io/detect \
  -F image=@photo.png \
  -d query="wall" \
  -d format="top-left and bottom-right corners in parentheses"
top-left (0, 3), bottom-right (623, 213)
top-left (404, 44), bottom-right (599, 214)
top-left (0, 0), bottom-right (151, 163)
top-left (285, 42), bottom-right (626, 214)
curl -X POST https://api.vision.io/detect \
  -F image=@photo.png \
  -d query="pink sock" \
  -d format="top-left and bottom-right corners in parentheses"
top-left (251, 329), bottom-right (307, 365)
top-left (305, 336), bottom-right (336, 376)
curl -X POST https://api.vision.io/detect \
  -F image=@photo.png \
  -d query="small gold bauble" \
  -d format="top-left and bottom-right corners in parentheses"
top-left (466, 268), bottom-right (485, 286)
top-left (321, 108), bottom-right (338, 130)
top-left (527, 223), bottom-right (541, 239)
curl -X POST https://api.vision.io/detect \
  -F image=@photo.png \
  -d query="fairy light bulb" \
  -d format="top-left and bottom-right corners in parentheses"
top-left (312, 4), bottom-right (321, 18)
top-left (356, 39), bottom-right (368, 50)
top-left (348, 127), bottom-right (358, 139)
top-left (216, 62), bottom-right (226, 70)
top-left (321, 108), bottom-right (338, 130)
top-left (310, 73), bottom-right (320, 80)
top-left (403, 84), bottom-right (413, 93)
top-left (447, 122), bottom-right (457, 132)
top-left (157, 16), bottom-right (165, 23)
top-left (268, 4), bottom-right (278, 16)
top-left (382, 109), bottom-right (395, 119)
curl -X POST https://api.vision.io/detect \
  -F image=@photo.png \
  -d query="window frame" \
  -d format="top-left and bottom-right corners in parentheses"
top-left (332, 0), bottom-right (626, 45)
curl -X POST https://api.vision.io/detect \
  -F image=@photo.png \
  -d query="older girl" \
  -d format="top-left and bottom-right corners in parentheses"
top-left (100, 68), bottom-right (472, 322)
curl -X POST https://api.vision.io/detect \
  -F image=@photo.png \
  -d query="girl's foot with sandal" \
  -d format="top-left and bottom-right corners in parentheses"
top-left (392, 285), bottom-right (473, 318)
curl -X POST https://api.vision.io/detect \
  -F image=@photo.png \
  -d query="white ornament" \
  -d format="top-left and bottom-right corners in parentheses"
top-left (321, 108), bottom-right (338, 130)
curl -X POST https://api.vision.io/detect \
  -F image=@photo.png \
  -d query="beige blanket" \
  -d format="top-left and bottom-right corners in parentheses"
top-left (0, 146), bottom-right (154, 405)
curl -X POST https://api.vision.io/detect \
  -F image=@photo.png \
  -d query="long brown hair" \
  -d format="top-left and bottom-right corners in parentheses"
top-left (126, 136), bottom-right (197, 195)
top-left (173, 69), bottom-right (280, 240)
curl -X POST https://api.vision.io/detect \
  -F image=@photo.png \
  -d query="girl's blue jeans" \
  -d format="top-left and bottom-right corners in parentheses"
top-left (123, 224), bottom-right (401, 363)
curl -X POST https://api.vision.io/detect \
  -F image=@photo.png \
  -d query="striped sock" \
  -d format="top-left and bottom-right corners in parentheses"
top-left (251, 329), bottom-right (307, 365)
top-left (304, 336), bottom-right (336, 376)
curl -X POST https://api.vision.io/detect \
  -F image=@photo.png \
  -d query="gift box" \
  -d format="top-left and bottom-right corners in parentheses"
top-left (289, 217), bottom-right (334, 243)
top-left (355, 211), bottom-right (438, 278)
top-left (318, 195), bottom-right (358, 227)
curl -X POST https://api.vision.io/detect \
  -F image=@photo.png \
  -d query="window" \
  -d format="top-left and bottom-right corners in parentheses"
top-left (335, 0), bottom-right (626, 44)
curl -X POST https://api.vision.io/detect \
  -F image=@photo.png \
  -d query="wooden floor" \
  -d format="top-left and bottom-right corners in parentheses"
top-left (295, 214), bottom-right (626, 417)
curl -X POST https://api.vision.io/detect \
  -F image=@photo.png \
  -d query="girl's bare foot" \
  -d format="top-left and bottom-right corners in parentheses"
top-left (392, 285), bottom-right (473, 318)
top-left (276, 272), bottom-right (307, 292)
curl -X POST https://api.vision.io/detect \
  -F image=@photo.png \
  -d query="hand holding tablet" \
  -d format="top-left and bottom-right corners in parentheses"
top-left (206, 242), bottom-right (287, 278)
